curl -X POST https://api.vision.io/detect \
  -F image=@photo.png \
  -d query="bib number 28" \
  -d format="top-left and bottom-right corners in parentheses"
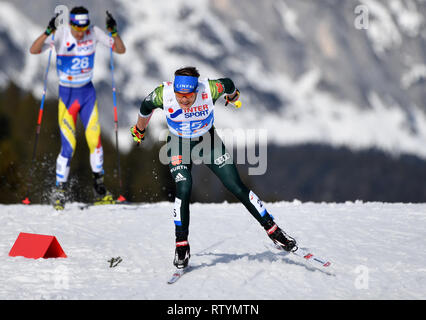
top-left (71, 57), bottom-right (90, 70)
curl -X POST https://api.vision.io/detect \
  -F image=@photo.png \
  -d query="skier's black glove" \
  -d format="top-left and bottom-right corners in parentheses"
top-left (45, 14), bottom-right (58, 36)
top-left (106, 10), bottom-right (118, 37)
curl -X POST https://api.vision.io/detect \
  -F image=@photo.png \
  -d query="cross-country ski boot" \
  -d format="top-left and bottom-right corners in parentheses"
top-left (173, 240), bottom-right (190, 269)
top-left (264, 219), bottom-right (298, 252)
top-left (52, 182), bottom-right (67, 211)
top-left (93, 172), bottom-right (115, 205)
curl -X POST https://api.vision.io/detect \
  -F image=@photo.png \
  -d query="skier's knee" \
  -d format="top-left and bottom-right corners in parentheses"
top-left (176, 181), bottom-right (192, 201)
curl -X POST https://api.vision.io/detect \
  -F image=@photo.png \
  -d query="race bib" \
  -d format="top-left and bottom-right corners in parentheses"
top-left (173, 198), bottom-right (182, 226)
top-left (249, 191), bottom-right (267, 217)
top-left (57, 53), bottom-right (94, 76)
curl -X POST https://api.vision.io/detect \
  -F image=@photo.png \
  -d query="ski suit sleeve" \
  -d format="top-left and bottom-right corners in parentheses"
top-left (93, 25), bottom-right (114, 49)
top-left (208, 78), bottom-right (236, 104)
top-left (139, 85), bottom-right (164, 117)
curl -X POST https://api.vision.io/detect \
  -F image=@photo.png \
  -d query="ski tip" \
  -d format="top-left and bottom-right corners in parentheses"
top-left (22, 197), bottom-right (31, 205)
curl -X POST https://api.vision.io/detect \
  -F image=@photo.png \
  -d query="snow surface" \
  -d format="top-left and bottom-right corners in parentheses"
top-left (1, 201), bottom-right (425, 300)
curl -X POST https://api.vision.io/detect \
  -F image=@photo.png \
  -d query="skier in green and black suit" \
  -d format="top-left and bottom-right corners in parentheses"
top-left (131, 67), bottom-right (297, 269)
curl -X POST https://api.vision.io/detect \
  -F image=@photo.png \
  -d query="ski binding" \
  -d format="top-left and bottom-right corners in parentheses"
top-left (167, 266), bottom-right (190, 284)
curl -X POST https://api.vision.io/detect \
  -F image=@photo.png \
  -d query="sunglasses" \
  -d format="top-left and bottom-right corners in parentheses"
top-left (174, 91), bottom-right (196, 98)
top-left (70, 24), bottom-right (89, 32)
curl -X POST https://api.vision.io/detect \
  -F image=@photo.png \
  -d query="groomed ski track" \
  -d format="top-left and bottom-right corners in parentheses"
top-left (0, 201), bottom-right (425, 299)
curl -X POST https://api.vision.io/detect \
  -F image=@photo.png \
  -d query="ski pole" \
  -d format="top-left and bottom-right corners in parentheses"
top-left (109, 34), bottom-right (126, 203)
top-left (22, 35), bottom-right (55, 205)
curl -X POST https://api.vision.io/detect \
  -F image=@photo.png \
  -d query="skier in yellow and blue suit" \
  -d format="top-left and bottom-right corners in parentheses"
top-left (131, 67), bottom-right (297, 269)
top-left (30, 6), bottom-right (126, 209)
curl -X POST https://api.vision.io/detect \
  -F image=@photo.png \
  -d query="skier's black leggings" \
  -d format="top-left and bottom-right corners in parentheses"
top-left (167, 128), bottom-right (273, 240)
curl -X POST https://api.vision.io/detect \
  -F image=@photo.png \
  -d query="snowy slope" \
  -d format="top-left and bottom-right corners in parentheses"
top-left (1, 201), bottom-right (425, 300)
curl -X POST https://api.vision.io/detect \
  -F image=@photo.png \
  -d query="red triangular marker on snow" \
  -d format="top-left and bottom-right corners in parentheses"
top-left (9, 232), bottom-right (67, 259)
